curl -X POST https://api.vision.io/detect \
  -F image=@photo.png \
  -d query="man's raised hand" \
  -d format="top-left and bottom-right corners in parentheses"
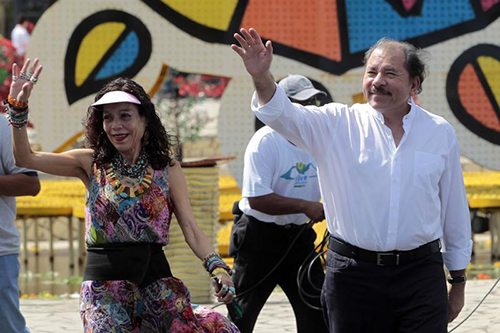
top-left (231, 28), bottom-right (273, 79)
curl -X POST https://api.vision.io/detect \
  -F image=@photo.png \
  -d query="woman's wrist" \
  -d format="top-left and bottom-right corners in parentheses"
top-left (212, 267), bottom-right (231, 278)
top-left (202, 252), bottom-right (232, 277)
top-left (4, 100), bottom-right (29, 130)
top-left (8, 94), bottom-right (28, 109)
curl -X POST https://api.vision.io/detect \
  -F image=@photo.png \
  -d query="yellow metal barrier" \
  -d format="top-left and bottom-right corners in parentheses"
top-left (16, 179), bottom-right (85, 269)
top-left (464, 172), bottom-right (500, 209)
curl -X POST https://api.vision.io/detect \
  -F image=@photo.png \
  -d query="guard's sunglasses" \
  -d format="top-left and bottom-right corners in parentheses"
top-left (291, 96), bottom-right (321, 107)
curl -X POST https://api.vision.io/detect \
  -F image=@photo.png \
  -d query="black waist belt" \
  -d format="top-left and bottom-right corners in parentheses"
top-left (328, 236), bottom-right (441, 267)
top-left (84, 243), bottom-right (172, 288)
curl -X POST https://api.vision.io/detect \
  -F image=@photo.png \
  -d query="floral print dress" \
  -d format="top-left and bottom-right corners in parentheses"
top-left (80, 163), bottom-right (239, 332)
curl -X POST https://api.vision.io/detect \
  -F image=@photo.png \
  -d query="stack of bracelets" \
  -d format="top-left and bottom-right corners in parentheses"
top-left (4, 95), bottom-right (29, 130)
top-left (202, 252), bottom-right (232, 279)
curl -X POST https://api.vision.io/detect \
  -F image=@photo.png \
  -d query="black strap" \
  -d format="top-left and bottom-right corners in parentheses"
top-left (84, 243), bottom-right (172, 288)
top-left (328, 236), bottom-right (441, 266)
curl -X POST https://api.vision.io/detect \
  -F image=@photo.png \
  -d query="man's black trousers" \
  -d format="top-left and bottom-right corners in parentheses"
top-left (229, 214), bottom-right (328, 333)
top-left (321, 249), bottom-right (448, 333)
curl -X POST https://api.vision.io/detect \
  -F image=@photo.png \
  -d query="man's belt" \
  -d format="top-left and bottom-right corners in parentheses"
top-left (328, 236), bottom-right (441, 267)
top-left (84, 243), bottom-right (172, 288)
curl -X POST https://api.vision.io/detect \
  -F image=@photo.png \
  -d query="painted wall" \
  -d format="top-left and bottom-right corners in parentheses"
top-left (27, 0), bottom-right (500, 185)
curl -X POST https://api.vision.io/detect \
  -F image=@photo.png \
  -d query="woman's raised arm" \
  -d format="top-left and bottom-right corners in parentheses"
top-left (7, 58), bottom-right (93, 186)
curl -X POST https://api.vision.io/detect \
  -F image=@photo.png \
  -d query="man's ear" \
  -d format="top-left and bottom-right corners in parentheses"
top-left (410, 76), bottom-right (421, 95)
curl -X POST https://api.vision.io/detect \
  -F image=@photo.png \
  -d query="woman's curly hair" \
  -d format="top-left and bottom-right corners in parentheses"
top-left (84, 77), bottom-right (176, 170)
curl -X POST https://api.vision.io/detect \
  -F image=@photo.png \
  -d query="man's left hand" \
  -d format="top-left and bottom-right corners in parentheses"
top-left (447, 283), bottom-right (465, 323)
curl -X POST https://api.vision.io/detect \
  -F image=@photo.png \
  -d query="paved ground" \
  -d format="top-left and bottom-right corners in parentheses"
top-left (20, 279), bottom-right (500, 333)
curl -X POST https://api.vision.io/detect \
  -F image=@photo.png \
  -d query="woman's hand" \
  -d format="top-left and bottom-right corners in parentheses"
top-left (213, 273), bottom-right (235, 304)
top-left (10, 58), bottom-right (43, 103)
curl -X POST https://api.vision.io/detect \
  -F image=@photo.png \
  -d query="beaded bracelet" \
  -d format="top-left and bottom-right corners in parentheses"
top-left (7, 113), bottom-right (28, 129)
top-left (4, 101), bottom-right (29, 130)
top-left (212, 267), bottom-right (230, 278)
top-left (202, 252), bottom-right (232, 277)
top-left (202, 252), bottom-right (219, 267)
top-left (4, 99), bottom-right (28, 113)
top-left (8, 95), bottom-right (28, 109)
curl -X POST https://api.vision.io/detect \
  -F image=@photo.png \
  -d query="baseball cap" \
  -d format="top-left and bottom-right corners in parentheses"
top-left (91, 91), bottom-right (141, 106)
top-left (278, 74), bottom-right (326, 101)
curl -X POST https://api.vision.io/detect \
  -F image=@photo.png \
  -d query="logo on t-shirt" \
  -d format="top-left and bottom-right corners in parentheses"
top-left (280, 162), bottom-right (318, 188)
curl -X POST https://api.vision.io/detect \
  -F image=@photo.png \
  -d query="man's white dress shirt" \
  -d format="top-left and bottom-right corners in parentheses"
top-left (252, 85), bottom-right (472, 270)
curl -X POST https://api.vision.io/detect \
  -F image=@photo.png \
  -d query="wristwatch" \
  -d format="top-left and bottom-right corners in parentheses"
top-left (447, 275), bottom-right (467, 284)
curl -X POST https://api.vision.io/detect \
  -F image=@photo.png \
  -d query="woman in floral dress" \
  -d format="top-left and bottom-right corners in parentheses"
top-left (7, 58), bottom-right (239, 332)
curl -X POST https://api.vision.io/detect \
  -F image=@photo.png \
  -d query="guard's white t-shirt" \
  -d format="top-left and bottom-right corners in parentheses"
top-left (239, 126), bottom-right (321, 225)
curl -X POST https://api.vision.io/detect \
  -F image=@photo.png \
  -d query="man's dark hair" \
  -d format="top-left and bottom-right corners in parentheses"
top-left (84, 77), bottom-right (177, 169)
top-left (364, 37), bottom-right (428, 95)
top-left (17, 14), bottom-right (28, 25)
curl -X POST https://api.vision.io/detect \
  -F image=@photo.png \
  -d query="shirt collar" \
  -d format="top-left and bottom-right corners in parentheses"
top-left (367, 97), bottom-right (417, 126)
top-left (403, 97), bottom-right (417, 128)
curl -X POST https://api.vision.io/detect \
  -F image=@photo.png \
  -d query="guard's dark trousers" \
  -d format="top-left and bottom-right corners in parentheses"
top-left (230, 215), bottom-right (328, 333)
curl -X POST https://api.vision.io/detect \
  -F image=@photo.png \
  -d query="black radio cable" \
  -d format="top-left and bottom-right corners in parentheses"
top-left (211, 219), bottom-right (316, 310)
top-left (296, 227), bottom-right (329, 310)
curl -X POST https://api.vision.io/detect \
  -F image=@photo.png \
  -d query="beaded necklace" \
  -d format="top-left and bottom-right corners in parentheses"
top-left (112, 150), bottom-right (149, 179)
top-left (106, 151), bottom-right (153, 199)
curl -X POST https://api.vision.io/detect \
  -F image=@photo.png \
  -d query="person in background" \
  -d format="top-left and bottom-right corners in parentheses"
top-left (0, 106), bottom-right (40, 332)
top-left (11, 14), bottom-right (31, 58)
top-left (229, 74), bottom-right (328, 333)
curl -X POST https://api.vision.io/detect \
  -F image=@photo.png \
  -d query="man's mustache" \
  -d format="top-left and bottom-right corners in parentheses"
top-left (370, 86), bottom-right (390, 95)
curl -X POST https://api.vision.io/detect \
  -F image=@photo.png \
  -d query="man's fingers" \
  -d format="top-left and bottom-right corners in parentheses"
top-left (240, 28), bottom-right (254, 45)
top-left (265, 40), bottom-right (273, 53)
top-left (231, 44), bottom-right (245, 57)
top-left (249, 28), bottom-right (262, 43)
top-left (447, 307), bottom-right (460, 323)
top-left (233, 33), bottom-right (249, 49)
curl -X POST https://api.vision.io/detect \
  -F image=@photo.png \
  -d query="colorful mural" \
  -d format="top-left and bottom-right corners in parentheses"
top-left (65, 10), bottom-right (152, 104)
top-left (27, 0), bottom-right (500, 184)
top-left (140, 0), bottom-right (499, 74)
top-left (447, 44), bottom-right (500, 146)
